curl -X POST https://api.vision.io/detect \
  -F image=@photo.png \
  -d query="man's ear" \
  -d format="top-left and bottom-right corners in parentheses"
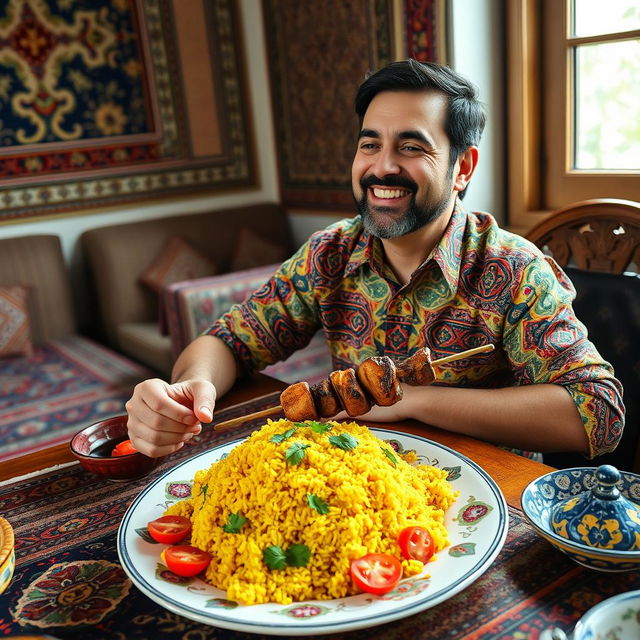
top-left (452, 146), bottom-right (479, 194)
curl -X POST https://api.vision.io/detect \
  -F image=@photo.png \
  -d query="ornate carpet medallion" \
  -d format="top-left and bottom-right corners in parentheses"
top-left (0, 0), bottom-right (255, 221)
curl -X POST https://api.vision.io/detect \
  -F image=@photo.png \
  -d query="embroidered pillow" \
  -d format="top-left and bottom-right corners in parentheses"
top-left (163, 263), bottom-right (280, 358)
top-left (228, 227), bottom-right (288, 272)
top-left (0, 284), bottom-right (34, 358)
top-left (139, 236), bottom-right (219, 294)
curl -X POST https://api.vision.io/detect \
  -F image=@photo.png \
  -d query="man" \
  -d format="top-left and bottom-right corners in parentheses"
top-left (126, 60), bottom-right (624, 460)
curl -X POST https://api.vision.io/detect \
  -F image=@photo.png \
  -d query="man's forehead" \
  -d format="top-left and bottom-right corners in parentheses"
top-left (361, 90), bottom-right (448, 130)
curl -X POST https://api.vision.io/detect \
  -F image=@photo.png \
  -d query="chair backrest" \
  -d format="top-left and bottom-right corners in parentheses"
top-left (526, 199), bottom-right (640, 472)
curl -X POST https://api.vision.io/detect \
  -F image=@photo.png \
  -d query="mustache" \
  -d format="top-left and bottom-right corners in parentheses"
top-left (360, 174), bottom-right (418, 191)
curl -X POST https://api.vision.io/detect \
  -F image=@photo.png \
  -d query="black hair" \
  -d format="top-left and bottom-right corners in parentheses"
top-left (355, 59), bottom-right (486, 197)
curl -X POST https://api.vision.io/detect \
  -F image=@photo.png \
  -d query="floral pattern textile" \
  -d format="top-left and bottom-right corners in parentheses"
top-left (208, 204), bottom-right (624, 458)
top-left (13, 560), bottom-right (130, 628)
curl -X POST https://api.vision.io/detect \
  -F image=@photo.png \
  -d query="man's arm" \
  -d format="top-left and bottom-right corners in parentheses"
top-left (126, 335), bottom-right (238, 457)
top-left (360, 382), bottom-right (590, 454)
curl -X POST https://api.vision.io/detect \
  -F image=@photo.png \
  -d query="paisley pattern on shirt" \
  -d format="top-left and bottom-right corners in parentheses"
top-left (208, 205), bottom-right (624, 458)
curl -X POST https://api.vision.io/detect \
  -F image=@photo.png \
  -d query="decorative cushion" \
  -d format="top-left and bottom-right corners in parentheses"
top-left (229, 227), bottom-right (288, 272)
top-left (0, 284), bottom-right (34, 358)
top-left (163, 263), bottom-right (280, 358)
top-left (139, 236), bottom-right (218, 294)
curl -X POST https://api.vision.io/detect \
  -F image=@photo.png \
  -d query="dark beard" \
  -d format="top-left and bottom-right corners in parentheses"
top-left (354, 176), bottom-right (452, 239)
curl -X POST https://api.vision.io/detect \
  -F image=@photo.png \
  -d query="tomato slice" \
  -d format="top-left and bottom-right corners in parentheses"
top-left (350, 553), bottom-right (402, 595)
top-left (147, 515), bottom-right (192, 544)
top-left (111, 439), bottom-right (137, 456)
top-left (162, 545), bottom-right (212, 577)
top-left (397, 526), bottom-right (435, 564)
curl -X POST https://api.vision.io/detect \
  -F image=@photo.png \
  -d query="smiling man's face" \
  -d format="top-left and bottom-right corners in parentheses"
top-left (352, 90), bottom-right (457, 239)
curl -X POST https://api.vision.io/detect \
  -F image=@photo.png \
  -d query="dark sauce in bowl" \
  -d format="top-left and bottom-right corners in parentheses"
top-left (89, 437), bottom-right (129, 457)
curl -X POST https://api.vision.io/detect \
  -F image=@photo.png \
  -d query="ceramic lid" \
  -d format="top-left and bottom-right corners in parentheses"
top-left (549, 465), bottom-right (640, 551)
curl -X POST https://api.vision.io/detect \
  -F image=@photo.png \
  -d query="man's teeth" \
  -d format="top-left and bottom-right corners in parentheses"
top-left (372, 187), bottom-right (409, 199)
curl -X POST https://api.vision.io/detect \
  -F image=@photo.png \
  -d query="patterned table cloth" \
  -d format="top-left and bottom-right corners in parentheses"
top-left (1, 393), bottom-right (638, 639)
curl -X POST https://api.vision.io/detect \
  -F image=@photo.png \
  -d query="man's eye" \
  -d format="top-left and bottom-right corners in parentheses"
top-left (401, 145), bottom-right (423, 152)
top-left (360, 142), bottom-right (377, 150)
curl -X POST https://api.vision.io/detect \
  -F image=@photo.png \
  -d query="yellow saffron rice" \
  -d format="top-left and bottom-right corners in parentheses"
top-left (165, 419), bottom-right (458, 605)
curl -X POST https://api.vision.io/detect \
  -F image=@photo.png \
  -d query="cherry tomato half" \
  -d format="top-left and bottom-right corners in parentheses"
top-left (161, 545), bottom-right (212, 577)
top-left (111, 439), bottom-right (137, 456)
top-left (397, 526), bottom-right (435, 564)
top-left (350, 553), bottom-right (402, 595)
top-left (147, 515), bottom-right (192, 544)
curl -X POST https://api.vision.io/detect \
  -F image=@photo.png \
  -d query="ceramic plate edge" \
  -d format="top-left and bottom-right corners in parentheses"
top-left (117, 429), bottom-right (508, 635)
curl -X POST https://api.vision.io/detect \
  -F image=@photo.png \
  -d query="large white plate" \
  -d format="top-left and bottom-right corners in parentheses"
top-left (118, 429), bottom-right (508, 636)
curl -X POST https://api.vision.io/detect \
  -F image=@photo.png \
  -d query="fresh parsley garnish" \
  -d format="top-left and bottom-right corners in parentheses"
top-left (307, 421), bottom-right (333, 433)
top-left (263, 545), bottom-right (287, 570)
top-left (285, 442), bottom-right (310, 465)
top-left (222, 511), bottom-right (248, 533)
top-left (270, 427), bottom-right (297, 444)
top-left (286, 544), bottom-right (311, 567)
top-left (328, 433), bottom-right (358, 451)
top-left (263, 543), bottom-right (311, 570)
top-left (307, 493), bottom-right (329, 515)
top-left (381, 446), bottom-right (398, 467)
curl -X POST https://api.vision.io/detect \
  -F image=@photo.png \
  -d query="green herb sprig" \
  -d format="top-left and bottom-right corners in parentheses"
top-left (307, 493), bottom-right (330, 515)
top-left (263, 543), bottom-right (311, 570)
top-left (263, 545), bottom-right (287, 570)
top-left (285, 442), bottom-right (310, 465)
top-left (222, 511), bottom-right (248, 533)
top-left (270, 427), bottom-right (297, 444)
top-left (381, 446), bottom-right (398, 467)
top-left (328, 433), bottom-right (359, 451)
top-left (294, 420), bottom-right (332, 434)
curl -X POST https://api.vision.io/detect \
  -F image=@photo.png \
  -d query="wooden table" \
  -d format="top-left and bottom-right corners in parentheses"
top-left (2, 374), bottom-right (638, 640)
top-left (0, 372), bottom-right (553, 507)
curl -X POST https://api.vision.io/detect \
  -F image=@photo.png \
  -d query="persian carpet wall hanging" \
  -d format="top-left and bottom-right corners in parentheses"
top-left (263, 0), bottom-right (445, 212)
top-left (0, 0), bottom-right (255, 222)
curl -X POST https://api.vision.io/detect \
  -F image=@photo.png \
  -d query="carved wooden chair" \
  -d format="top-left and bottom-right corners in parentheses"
top-left (526, 198), bottom-right (640, 472)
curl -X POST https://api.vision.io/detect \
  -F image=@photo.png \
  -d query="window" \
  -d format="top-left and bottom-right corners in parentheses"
top-left (507, 0), bottom-right (640, 234)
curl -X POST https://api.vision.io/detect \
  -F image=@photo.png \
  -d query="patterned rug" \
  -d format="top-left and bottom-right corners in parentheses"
top-left (0, 336), bottom-right (154, 462)
top-left (1, 395), bottom-right (639, 639)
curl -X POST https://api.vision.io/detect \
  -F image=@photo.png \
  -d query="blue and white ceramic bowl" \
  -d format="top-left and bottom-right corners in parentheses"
top-left (573, 590), bottom-right (640, 639)
top-left (521, 467), bottom-right (640, 572)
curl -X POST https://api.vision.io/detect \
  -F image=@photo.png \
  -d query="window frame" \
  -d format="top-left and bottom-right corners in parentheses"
top-left (506, 0), bottom-right (640, 235)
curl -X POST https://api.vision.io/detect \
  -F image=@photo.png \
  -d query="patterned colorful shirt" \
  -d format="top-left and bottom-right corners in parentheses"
top-left (208, 204), bottom-right (624, 458)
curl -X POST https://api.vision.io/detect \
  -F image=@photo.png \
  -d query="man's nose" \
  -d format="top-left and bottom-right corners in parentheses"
top-left (371, 148), bottom-right (401, 176)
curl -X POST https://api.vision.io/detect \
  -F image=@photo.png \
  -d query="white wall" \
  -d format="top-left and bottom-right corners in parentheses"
top-left (0, 0), bottom-right (279, 261)
top-left (448, 0), bottom-right (505, 223)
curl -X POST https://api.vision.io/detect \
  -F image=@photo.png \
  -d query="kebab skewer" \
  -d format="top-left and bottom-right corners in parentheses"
top-left (214, 344), bottom-right (494, 431)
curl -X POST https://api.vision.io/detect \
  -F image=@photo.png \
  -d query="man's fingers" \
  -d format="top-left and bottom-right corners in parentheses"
top-left (125, 378), bottom-right (217, 458)
top-left (168, 380), bottom-right (216, 425)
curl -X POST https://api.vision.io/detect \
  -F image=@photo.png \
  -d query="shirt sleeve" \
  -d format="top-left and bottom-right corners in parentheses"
top-left (205, 241), bottom-right (320, 375)
top-left (503, 255), bottom-right (625, 458)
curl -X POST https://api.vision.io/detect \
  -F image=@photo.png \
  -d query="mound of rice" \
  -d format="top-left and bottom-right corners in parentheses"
top-left (166, 419), bottom-right (457, 605)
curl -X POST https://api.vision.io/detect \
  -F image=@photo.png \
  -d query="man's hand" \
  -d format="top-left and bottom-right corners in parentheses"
top-left (125, 378), bottom-right (216, 457)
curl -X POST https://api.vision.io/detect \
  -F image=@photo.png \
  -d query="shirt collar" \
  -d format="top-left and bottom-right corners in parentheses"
top-left (431, 201), bottom-right (466, 294)
top-left (344, 219), bottom-right (372, 277)
top-left (343, 202), bottom-right (466, 291)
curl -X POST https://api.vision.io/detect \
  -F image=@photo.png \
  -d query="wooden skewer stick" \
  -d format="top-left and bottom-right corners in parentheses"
top-left (430, 343), bottom-right (494, 365)
top-left (213, 343), bottom-right (495, 432)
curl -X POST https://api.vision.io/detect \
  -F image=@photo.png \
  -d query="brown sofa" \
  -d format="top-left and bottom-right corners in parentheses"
top-left (0, 235), bottom-right (76, 346)
top-left (0, 235), bottom-right (153, 462)
top-left (81, 203), bottom-right (295, 375)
